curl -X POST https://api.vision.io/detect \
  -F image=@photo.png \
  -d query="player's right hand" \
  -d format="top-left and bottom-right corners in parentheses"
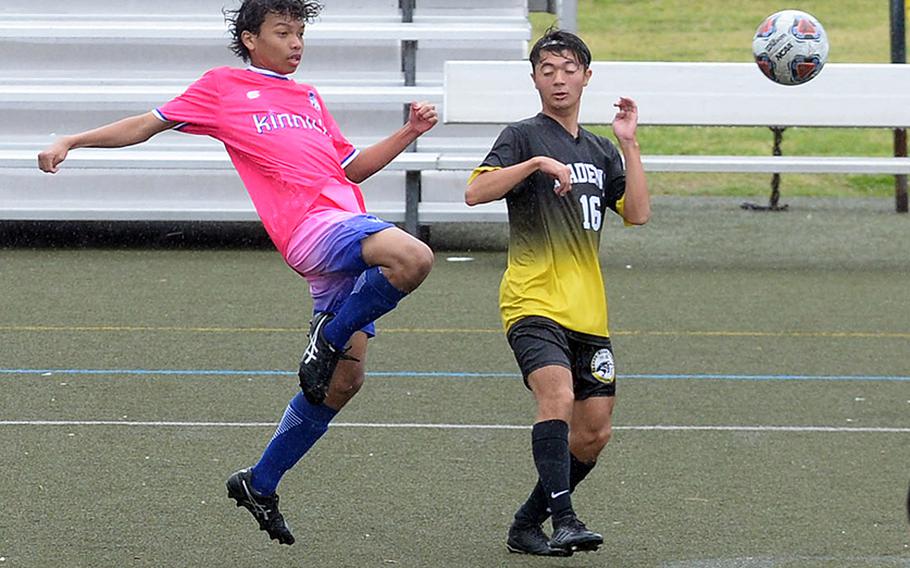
top-left (37, 141), bottom-right (70, 174)
top-left (535, 156), bottom-right (572, 196)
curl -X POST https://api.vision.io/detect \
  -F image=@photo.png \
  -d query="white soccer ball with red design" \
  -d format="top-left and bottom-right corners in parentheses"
top-left (752, 10), bottom-right (829, 86)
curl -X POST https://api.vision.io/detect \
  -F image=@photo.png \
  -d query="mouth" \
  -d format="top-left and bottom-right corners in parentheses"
top-left (289, 55), bottom-right (301, 65)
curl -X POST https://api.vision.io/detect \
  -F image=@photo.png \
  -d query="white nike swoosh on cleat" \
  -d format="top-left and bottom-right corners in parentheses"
top-left (550, 489), bottom-right (569, 499)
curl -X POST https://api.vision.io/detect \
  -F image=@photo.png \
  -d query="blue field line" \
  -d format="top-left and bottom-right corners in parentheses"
top-left (0, 368), bottom-right (513, 378)
top-left (1, 368), bottom-right (910, 382)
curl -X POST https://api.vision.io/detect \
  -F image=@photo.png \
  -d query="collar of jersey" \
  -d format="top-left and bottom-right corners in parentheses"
top-left (537, 112), bottom-right (584, 142)
top-left (246, 65), bottom-right (292, 81)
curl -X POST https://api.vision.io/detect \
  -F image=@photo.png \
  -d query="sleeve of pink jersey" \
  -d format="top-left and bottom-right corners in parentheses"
top-left (154, 68), bottom-right (222, 136)
top-left (315, 89), bottom-right (358, 167)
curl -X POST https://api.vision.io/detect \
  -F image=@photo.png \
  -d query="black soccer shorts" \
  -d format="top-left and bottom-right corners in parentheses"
top-left (506, 316), bottom-right (616, 399)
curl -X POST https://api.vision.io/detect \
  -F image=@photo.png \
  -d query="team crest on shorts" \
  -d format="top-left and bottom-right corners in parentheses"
top-left (590, 348), bottom-right (615, 383)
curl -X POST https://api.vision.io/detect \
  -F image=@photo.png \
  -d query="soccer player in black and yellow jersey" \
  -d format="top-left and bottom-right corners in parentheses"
top-left (466, 29), bottom-right (650, 556)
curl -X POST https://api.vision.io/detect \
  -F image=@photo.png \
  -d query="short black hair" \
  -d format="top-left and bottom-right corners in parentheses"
top-left (224, 0), bottom-right (323, 62)
top-left (529, 27), bottom-right (592, 70)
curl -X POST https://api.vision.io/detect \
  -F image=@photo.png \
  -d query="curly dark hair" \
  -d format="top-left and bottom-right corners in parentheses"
top-left (224, 0), bottom-right (323, 62)
top-left (529, 27), bottom-right (592, 70)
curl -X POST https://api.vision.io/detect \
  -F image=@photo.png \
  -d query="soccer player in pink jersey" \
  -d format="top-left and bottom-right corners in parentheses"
top-left (38, 0), bottom-right (437, 546)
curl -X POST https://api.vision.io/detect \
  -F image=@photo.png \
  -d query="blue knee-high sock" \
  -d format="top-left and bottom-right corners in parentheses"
top-left (322, 266), bottom-right (407, 350)
top-left (250, 392), bottom-right (338, 496)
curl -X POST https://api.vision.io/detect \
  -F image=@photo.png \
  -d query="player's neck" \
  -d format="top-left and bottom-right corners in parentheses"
top-left (542, 108), bottom-right (580, 138)
top-left (247, 64), bottom-right (293, 79)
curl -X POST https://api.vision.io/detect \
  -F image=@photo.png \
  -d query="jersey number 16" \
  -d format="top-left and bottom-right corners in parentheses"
top-left (579, 195), bottom-right (603, 231)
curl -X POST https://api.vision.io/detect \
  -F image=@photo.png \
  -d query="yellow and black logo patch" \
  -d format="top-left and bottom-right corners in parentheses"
top-left (590, 348), bottom-right (615, 384)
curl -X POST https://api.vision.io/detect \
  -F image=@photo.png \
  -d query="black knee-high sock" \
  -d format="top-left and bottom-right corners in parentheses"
top-left (515, 453), bottom-right (597, 526)
top-left (530, 419), bottom-right (572, 521)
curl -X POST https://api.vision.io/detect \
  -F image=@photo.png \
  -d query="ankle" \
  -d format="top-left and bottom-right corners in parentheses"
top-left (552, 511), bottom-right (576, 528)
top-left (512, 513), bottom-right (538, 529)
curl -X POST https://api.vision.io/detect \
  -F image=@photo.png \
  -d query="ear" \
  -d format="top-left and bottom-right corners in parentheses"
top-left (582, 66), bottom-right (592, 87)
top-left (241, 30), bottom-right (256, 53)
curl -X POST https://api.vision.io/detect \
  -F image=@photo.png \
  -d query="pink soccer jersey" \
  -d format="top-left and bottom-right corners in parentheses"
top-left (154, 66), bottom-right (365, 255)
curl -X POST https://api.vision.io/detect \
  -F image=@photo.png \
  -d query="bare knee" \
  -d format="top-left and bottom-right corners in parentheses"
top-left (535, 385), bottom-right (576, 423)
top-left (387, 239), bottom-right (433, 291)
top-left (361, 229), bottom-right (434, 292)
top-left (571, 423), bottom-right (612, 462)
top-left (529, 366), bottom-right (576, 423)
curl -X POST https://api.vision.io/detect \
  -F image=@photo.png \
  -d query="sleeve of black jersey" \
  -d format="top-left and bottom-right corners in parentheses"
top-left (601, 138), bottom-right (627, 213)
top-left (471, 125), bottom-right (532, 196)
top-left (479, 125), bottom-right (527, 169)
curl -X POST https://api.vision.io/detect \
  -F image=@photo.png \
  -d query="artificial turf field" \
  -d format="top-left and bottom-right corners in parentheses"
top-left (1, 196), bottom-right (909, 567)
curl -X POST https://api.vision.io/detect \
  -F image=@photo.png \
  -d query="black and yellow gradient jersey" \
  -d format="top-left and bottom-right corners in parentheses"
top-left (472, 113), bottom-right (627, 337)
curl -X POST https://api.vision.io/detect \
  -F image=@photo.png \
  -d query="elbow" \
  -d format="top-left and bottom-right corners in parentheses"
top-left (625, 210), bottom-right (651, 226)
top-left (624, 204), bottom-right (651, 226)
top-left (345, 168), bottom-right (367, 184)
top-left (623, 188), bottom-right (651, 225)
top-left (464, 185), bottom-right (480, 207)
top-left (134, 127), bottom-right (155, 145)
top-left (465, 187), bottom-right (490, 207)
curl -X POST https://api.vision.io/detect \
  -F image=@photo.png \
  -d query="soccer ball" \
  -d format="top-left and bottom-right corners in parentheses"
top-left (752, 9), bottom-right (829, 86)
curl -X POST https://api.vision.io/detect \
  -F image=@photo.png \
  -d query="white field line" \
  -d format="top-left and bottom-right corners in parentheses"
top-left (664, 555), bottom-right (910, 567)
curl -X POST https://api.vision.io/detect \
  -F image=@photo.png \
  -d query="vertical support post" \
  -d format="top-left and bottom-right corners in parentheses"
top-left (769, 127), bottom-right (786, 210)
top-left (897, 129), bottom-right (908, 213)
top-left (743, 127), bottom-right (789, 211)
top-left (401, 0), bottom-right (414, 22)
top-left (557, 0), bottom-right (578, 32)
top-left (400, 0), bottom-right (422, 234)
top-left (891, 0), bottom-right (908, 213)
top-left (401, 41), bottom-right (417, 89)
top-left (405, 171), bottom-right (421, 237)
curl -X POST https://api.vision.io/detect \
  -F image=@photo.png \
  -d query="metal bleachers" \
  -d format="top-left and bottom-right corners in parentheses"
top-left (0, 0), bottom-right (530, 227)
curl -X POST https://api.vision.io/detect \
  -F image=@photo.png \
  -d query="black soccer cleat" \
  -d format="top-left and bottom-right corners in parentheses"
top-left (226, 468), bottom-right (295, 545)
top-left (549, 515), bottom-right (603, 553)
top-left (297, 312), bottom-right (341, 405)
top-left (298, 312), bottom-right (357, 405)
top-left (507, 521), bottom-right (573, 557)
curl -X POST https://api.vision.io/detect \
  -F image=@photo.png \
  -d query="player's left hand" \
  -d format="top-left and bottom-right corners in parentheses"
top-left (408, 101), bottom-right (438, 135)
top-left (611, 97), bottom-right (639, 142)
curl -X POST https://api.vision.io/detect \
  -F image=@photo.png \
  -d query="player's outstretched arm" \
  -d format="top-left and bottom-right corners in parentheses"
top-left (343, 101), bottom-right (437, 183)
top-left (466, 156), bottom-right (572, 206)
top-left (612, 97), bottom-right (650, 225)
top-left (37, 112), bottom-right (177, 174)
